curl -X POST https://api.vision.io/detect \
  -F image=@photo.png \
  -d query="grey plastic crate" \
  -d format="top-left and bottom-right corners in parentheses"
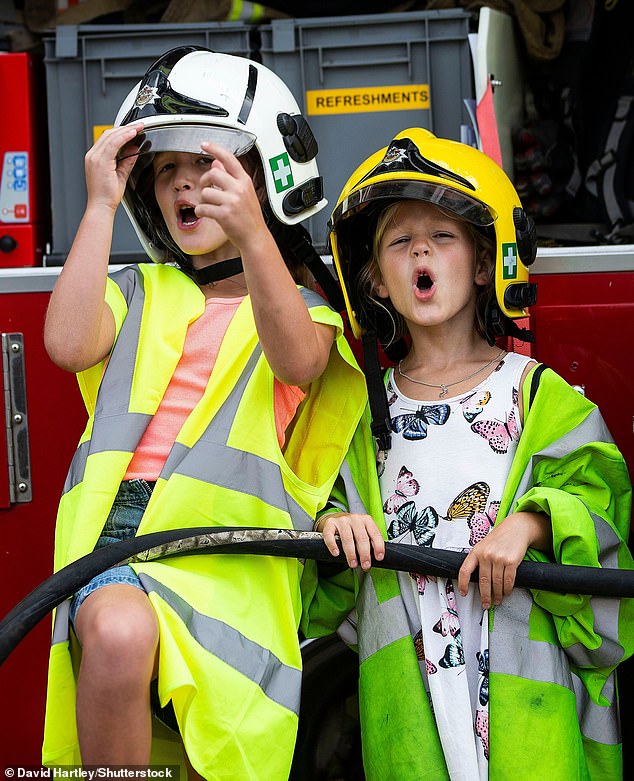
top-left (43, 23), bottom-right (253, 264)
top-left (259, 10), bottom-right (475, 249)
top-left (43, 11), bottom-right (474, 262)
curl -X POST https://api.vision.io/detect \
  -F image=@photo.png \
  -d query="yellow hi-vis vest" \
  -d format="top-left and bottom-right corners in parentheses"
top-left (42, 263), bottom-right (368, 778)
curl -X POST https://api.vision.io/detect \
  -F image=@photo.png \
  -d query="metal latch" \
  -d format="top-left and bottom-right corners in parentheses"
top-left (2, 333), bottom-right (32, 503)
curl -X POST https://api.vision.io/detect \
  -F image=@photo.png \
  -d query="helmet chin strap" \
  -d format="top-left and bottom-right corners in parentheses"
top-left (191, 257), bottom-right (244, 286)
top-left (483, 298), bottom-right (535, 346)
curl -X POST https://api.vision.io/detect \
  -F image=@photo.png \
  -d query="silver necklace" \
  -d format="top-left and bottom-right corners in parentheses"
top-left (397, 349), bottom-right (506, 399)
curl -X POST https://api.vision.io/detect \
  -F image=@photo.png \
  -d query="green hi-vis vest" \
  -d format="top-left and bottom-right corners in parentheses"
top-left (42, 263), bottom-right (367, 778)
top-left (301, 365), bottom-right (634, 780)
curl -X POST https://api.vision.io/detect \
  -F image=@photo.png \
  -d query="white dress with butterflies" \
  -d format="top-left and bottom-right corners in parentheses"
top-left (379, 351), bottom-right (531, 781)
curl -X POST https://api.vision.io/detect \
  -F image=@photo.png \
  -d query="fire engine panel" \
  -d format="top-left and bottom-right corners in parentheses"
top-left (0, 52), bottom-right (48, 268)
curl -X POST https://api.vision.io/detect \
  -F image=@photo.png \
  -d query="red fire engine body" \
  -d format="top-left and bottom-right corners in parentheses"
top-left (1, 40), bottom-right (633, 773)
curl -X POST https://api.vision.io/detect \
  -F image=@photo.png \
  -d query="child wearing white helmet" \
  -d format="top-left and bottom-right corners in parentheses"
top-left (42, 47), bottom-right (368, 777)
top-left (303, 128), bottom-right (634, 780)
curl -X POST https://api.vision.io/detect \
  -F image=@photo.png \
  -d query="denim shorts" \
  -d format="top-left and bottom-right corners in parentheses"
top-left (69, 479), bottom-right (155, 627)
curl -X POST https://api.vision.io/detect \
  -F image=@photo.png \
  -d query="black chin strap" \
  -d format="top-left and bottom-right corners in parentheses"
top-left (192, 257), bottom-right (244, 286)
top-left (483, 299), bottom-right (535, 346)
top-left (362, 331), bottom-right (392, 452)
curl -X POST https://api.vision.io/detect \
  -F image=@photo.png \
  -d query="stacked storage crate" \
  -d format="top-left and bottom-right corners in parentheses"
top-left (258, 12), bottom-right (474, 249)
top-left (43, 9), bottom-right (474, 261)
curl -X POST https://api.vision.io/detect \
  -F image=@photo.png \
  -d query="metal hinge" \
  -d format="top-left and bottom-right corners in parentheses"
top-left (2, 333), bottom-right (32, 503)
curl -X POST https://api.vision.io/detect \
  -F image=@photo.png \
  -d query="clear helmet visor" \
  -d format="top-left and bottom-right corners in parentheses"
top-left (119, 123), bottom-right (257, 189)
top-left (118, 123), bottom-right (256, 160)
top-left (334, 179), bottom-right (497, 228)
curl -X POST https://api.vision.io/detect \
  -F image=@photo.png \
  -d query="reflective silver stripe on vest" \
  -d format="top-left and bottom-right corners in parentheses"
top-left (139, 573), bottom-right (301, 715)
top-left (339, 461), bottom-right (368, 515)
top-left (358, 571), bottom-right (416, 664)
top-left (510, 407), bottom-right (613, 503)
top-left (491, 589), bottom-right (573, 691)
top-left (63, 412), bottom-right (153, 495)
top-left (63, 267), bottom-right (147, 495)
top-left (92, 412), bottom-right (154, 453)
top-left (63, 440), bottom-right (90, 494)
top-left (158, 344), bottom-right (312, 530)
top-left (161, 440), bottom-right (313, 530)
top-left (572, 670), bottom-right (620, 745)
top-left (96, 266), bottom-right (145, 421)
top-left (109, 264), bottom-right (140, 304)
top-left (197, 344), bottom-right (261, 447)
top-left (51, 600), bottom-right (71, 646)
top-left (299, 286), bottom-right (332, 310)
top-left (564, 514), bottom-right (624, 669)
top-left (594, 511), bottom-right (623, 567)
top-left (159, 341), bottom-right (262, 478)
top-left (347, 461), bottom-right (426, 664)
top-left (506, 408), bottom-right (625, 671)
top-left (565, 595), bottom-right (625, 669)
top-left (322, 462), bottom-right (367, 516)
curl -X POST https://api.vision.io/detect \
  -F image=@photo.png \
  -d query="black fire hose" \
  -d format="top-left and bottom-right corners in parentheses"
top-left (1, 526), bottom-right (633, 667)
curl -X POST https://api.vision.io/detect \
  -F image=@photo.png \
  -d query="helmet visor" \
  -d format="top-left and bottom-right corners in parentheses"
top-left (118, 123), bottom-right (256, 161)
top-left (333, 180), bottom-right (497, 229)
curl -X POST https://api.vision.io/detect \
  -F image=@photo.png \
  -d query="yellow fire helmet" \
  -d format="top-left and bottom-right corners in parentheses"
top-left (329, 127), bottom-right (537, 341)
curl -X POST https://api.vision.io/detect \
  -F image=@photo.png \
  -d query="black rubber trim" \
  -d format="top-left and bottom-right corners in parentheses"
top-left (237, 64), bottom-right (258, 126)
top-left (529, 363), bottom-right (549, 408)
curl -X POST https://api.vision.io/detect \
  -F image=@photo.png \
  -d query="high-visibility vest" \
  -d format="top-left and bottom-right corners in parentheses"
top-left (43, 263), bottom-right (368, 778)
top-left (303, 365), bottom-right (634, 780)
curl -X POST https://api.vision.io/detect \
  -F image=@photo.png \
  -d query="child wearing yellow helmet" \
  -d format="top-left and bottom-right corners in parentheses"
top-left (305, 128), bottom-right (634, 780)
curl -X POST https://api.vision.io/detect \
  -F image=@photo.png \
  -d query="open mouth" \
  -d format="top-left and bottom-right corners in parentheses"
top-left (179, 206), bottom-right (198, 226)
top-left (416, 272), bottom-right (433, 291)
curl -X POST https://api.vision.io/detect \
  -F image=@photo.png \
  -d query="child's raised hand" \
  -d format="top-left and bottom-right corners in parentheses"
top-left (318, 513), bottom-right (385, 571)
top-left (84, 123), bottom-right (144, 211)
top-left (196, 142), bottom-right (266, 251)
top-left (457, 511), bottom-right (552, 609)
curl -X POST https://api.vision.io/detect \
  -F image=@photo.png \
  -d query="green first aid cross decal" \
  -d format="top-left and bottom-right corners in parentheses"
top-left (269, 153), bottom-right (294, 193)
top-left (502, 243), bottom-right (518, 279)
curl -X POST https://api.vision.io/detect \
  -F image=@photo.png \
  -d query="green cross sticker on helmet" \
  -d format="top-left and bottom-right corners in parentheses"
top-left (114, 47), bottom-right (327, 263)
top-left (269, 152), bottom-right (294, 192)
top-left (502, 243), bottom-right (518, 279)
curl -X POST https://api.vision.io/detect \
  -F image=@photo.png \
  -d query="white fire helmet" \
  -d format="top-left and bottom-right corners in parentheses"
top-left (114, 46), bottom-right (326, 262)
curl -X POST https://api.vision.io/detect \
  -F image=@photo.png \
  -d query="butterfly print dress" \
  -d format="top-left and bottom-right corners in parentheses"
top-left (379, 352), bottom-right (532, 780)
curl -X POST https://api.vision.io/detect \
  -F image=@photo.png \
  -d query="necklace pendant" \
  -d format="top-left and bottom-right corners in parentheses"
top-left (439, 385), bottom-right (449, 399)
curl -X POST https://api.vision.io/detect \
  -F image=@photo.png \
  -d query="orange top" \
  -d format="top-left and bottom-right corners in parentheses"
top-left (125, 296), bottom-right (305, 481)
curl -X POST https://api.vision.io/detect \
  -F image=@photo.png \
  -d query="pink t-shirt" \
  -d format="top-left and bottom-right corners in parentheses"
top-left (125, 296), bottom-right (305, 481)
